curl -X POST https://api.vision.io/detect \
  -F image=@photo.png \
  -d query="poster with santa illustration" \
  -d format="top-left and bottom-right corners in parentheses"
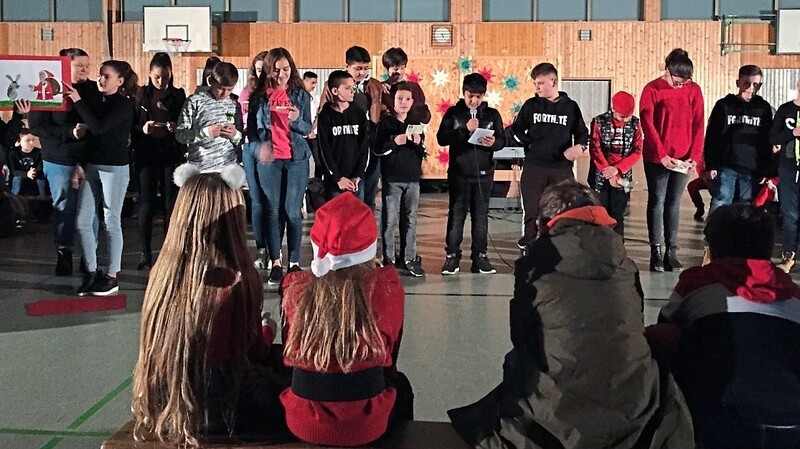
top-left (0, 55), bottom-right (71, 111)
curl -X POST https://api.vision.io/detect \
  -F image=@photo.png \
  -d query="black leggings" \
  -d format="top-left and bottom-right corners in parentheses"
top-left (137, 163), bottom-right (178, 254)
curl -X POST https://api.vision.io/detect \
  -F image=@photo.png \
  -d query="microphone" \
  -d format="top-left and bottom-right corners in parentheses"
top-left (470, 108), bottom-right (477, 120)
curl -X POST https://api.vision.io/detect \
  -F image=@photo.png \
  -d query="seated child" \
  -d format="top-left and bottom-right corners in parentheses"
top-left (374, 82), bottom-right (427, 277)
top-left (449, 179), bottom-right (693, 449)
top-left (8, 129), bottom-right (46, 196)
top-left (280, 192), bottom-right (412, 447)
top-left (648, 204), bottom-right (800, 449)
top-left (132, 163), bottom-right (283, 447)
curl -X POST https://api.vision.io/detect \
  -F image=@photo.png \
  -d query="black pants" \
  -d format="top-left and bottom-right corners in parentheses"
top-left (445, 174), bottom-right (493, 258)
top-left (520, 163), bottom-right (574, 243)
top-left (643, 162), bottom-right (689, 249)
top-left (597, 182), bottom-right (628, 237)
top-left (137, 163), bottom-right (178, 255)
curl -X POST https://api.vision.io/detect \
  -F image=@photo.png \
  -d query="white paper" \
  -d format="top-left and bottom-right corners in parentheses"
top-left (468, 128), bottom-right (495, 145)
top-left (406, 124), bottom-right (426, 135)
top-left (668, 160), bottom-right (693, 174)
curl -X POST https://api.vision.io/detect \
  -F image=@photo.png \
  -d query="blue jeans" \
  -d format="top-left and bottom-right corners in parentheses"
top-left (243, 143), bottom-right (268, 250)
top-left (11, 176), bottom-right (46, 196)
top-left (43, 161), bottom-right (79, 249)
top-left (363, 163), bottom-right (381, 210)
top-left (644, 162), bottom-right (689, 249)
top-left (381, 181), bottom-right (420, 263)
top-left (257, 159), bottom-right (308, 263)
top-left (709, 167), bottom-right (754, 216)
top-left (76, 164), bottom-right (130, 274)
top-left (779, 164), bottom-right (800, 253)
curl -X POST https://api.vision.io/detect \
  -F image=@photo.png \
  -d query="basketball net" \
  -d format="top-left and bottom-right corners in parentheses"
top-left (162, 38), bottom-right (191, 57)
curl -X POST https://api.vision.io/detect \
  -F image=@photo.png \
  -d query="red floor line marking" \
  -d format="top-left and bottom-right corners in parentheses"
top-left (26, 295), bottom-right (127, 316)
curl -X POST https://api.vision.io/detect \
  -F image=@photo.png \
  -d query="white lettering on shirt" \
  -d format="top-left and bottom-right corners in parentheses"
top-left (532, 113), bottom-right (568, 126)
top-left (727, 115), bottom-right (762, 126)
top-left (331, 124), bottom-right (360, 136)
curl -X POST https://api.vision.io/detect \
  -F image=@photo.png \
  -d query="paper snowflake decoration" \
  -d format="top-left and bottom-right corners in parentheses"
top-left (478, 67), bottom-right (494, 84)
top-left (458, 56), bottom-right (473, 73)
top-left (512, 101), bottom-right (524, 113)
top-left (524, 65), bottom-right (535, 81)
top-left (437, 148), bottom-right (450, 166)
top-left (502, 75), bottom-right (519, 91)
top-left (485, 89), bottom-right (503, 108)
top-left (380, 71), bottom-right (390, 82)
top-left (432, 68), bottom-right (450, 88)
top-left (437, 99), bottom-right (454, 115)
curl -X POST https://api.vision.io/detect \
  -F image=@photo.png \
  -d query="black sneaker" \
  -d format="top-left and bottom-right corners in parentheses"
top-left (394, 258), bottom-right (406, 271)
top-left (471, 254), bottom-right (496, 274)
top-left (90, 271), bottom-right (119, 296)
top-left (405, 256), bottom-right (426, 277)
top-left (137, 252), bottom-right (152, 271)
top-left (287, 265), bottom-right (303, 274)
top-left (441, 254), bottom-right (460, 275)
top-left (650, 245), bottom-right (665, 272)
top-left (664, 247), bottom-right (683, 272)
top-left (77, 270), bottom-right (98, 297)
top-left (693, 206), bottom-right (705, 223)
top-left (55, 248), bottom-right (73, 276)
top-left (268, 265), bottom-right (284, 285)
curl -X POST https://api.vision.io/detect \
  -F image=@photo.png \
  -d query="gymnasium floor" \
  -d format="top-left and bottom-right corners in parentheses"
top-left (0, 173), bottom-right (782, 449)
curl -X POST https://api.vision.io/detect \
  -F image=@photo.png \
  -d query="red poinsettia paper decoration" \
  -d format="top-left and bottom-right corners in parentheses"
top-left (478, 67), bottom-right (494, 84)
top-left (407, 70), bottom-right (422, 84)
top-left (437, 149), bottom-right (450, 166)
top-left (437, 99), bottom-right (453, 115)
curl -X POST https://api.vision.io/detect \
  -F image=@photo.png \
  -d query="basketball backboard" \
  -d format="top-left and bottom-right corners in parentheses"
top-left (143, 6), bottom-right (212, 53)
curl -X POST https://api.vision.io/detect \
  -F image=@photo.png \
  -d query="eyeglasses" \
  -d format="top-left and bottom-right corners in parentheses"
top-left (669, 72), bottom-right (691, 87)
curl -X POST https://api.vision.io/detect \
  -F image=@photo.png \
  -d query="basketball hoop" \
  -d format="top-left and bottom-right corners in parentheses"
top-left (162, 37), bottom-right (191, 56)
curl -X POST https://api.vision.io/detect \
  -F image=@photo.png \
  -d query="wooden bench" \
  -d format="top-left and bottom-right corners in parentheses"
top-left (101, 420), bottom-right (470, 449)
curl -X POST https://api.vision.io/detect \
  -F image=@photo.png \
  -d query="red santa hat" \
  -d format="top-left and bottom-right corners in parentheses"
top-left (611, 91), bottom-right (636, 117)
top-left (41, 70), bottom-right (54, 78)
top-left (309, 192), bottom-right (377, 277)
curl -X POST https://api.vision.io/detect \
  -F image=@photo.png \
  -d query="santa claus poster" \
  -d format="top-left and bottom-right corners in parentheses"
top-left (0, 55), bottom-right (71, 111)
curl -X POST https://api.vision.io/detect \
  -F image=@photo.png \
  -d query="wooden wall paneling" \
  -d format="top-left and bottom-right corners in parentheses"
top-left (221, 23), bottom-right (251, 58)
top-left (278, 0), bottom-right (295, 24)
top-left (643, 0), bottom-right (661, 22)
top-left (475, 23), bottom-right (545, 56)
top-left (451, 0), bottom-right (482, 23)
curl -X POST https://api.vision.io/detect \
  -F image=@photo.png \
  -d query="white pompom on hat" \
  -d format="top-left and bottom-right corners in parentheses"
top-left (309, 192), bottom-right (378, 277)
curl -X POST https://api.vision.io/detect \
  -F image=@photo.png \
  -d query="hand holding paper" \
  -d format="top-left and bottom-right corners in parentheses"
top-left (468, 128), bottom-right (495, 145)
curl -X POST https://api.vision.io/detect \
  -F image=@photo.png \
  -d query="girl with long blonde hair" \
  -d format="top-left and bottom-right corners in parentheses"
top-left (132, 164), bottom-right (282, 447)
top-left (280, 192), bottom-right (412, 447)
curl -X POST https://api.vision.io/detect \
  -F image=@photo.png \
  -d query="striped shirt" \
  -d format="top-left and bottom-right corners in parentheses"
top-left (176, 90), bottom-right (243, 173)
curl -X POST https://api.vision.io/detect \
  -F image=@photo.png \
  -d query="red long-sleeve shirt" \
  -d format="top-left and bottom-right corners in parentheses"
top-left (589, 118), bottom-right (643, 174)
top-left (639, 77), bottom-right (705, 164)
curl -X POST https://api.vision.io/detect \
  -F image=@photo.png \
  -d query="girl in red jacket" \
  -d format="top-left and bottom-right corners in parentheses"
top-left (640, 48), bottom-right (705, 272)
top-left (132, 164), bottom-right (283, 447)
top-left (280, 192), bottom-right (412, 447)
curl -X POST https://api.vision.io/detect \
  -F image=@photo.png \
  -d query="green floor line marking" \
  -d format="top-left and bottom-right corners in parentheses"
top-left (36, 376), bottom-right (132, 449)
top-left (0, 428), bottom-right (113, 437)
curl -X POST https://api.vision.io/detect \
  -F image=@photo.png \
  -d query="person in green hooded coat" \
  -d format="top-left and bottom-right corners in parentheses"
top-left (448, 179), bottom-right (693, 449)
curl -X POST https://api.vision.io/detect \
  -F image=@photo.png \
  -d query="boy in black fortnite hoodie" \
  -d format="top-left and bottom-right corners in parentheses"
top-left (437, 73), bottom-right (505, 275)
top-left (704, 64), bottom-right (773, 216)
top-left (317, 70), bottom-right (370, 200)
top-left (374, 82), bottom-right (427, 277)
top-left (510, 63), bottom-right (589, 248)
top-left (770, 78), bottom-right (800, 273)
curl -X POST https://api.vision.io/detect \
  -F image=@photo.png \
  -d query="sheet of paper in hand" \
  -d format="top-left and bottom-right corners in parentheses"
top-left (468, 128), bottom-right (495, 145)
top-left (668, 160), bottom-right (693, 174)
top-left (0, 55), bottom-right (72, 111)
top-left (406, 124), bottom-right (426, 136)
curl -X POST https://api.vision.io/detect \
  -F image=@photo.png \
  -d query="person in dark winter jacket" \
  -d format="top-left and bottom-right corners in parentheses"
top-left (647, 204), bottom-right (800, 449)
top-left (374, 82), bottom-right (427, 277)
top-left (770, 79), bottom-right (800, 273)
top-left (448, 179), bottom-right (694, 449)
top-left (704, 65), bottom-right (773, 216)
top-left (588, 91), bottom-right (643, 237)
top-left (316, 70), bottom-right (370, 200)
top-left (509, 63), bottom-right (589, 247)
top-left (132, 52), bottom-right (187, 270)
top-left (8, 128), bottom-right (46, 196)
top-left (437, 73), bottom-right (505, 275)
top-left (29, 48), bottom-right (100, 276)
